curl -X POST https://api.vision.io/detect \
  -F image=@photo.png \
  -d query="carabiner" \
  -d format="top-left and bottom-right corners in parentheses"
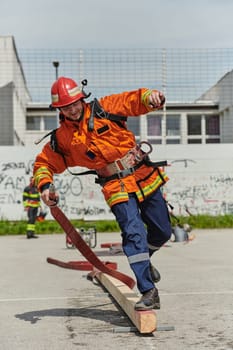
top-left (137, 141), bottom-right (153, 155)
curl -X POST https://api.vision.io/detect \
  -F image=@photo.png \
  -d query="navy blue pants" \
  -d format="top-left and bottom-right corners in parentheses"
top-left (111, 189), bottom-right (171, 293)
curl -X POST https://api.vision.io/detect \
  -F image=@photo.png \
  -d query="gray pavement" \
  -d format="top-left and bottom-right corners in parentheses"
top-left (0, 229), bottom-right (233, 350)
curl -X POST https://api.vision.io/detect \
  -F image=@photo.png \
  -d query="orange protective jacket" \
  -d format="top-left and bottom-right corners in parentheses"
top-left (33, 88), bottom-right (169, 207)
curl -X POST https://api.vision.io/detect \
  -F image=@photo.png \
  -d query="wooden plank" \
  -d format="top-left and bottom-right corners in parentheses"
top-left (96, 272), bottom-right (157, 334)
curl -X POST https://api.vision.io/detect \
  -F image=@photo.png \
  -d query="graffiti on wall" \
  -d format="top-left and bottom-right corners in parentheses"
top-left (0, 155), bottom-right (113, 220)
top-left (165, 158), bottom-right (233, 216)
top-left (1, 147), bottom-right (233, 220)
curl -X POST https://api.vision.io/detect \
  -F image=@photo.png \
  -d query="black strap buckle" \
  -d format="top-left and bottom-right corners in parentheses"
top-left (116, 168), bottom-right (134, 178)
top-left (95, 167), bottom-right (135, 185)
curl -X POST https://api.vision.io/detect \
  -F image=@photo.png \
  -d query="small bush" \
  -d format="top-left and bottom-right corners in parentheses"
top-left (171, 214), bottom-right (233, 229)
top-left (0, 219), bottom-right (120, 236)
top-left (0, 215), bottom-right (233, 236)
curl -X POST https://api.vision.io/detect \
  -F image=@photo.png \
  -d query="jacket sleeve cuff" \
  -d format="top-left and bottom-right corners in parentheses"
top-left (40, 183), bottom-right (51, 192)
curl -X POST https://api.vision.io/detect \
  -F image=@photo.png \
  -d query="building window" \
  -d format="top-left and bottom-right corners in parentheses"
top-left (44, 116), bottom-right (57, 130)
top-left (187, 114), bottom-right (220, 144)
top-left (26, 116), bottom-right (40, 130)
top-left (148, 115), bottom-right (162, 136)
top-left (188, 139), bottom-right (202, 144)
top-left (188, 115), bottom-right (201, 135)
top-left (206, 115), bottom-right (220, 143)
top-left (147, 113), bottom-right (181, 144)
top-left (26, 115), bottom-right (57, 131)
top-left (206, 138), bottom-right (220, 144)
top-left (167, 139), bottom-right (180, 144)
top-left (127, 118), bottom-right (140, 137)
top-left (166, 115), bottom-right (180, 136)
top-left (147, 114), bottom-right (162, 144)
top-left (206, 115), bottom-right (219, 135)
top-left (166, 114), bottom-right (180, 144)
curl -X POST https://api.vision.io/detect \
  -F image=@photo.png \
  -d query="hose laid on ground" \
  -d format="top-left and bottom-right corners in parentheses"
top-left (48, 184), bottom-right (135, 289)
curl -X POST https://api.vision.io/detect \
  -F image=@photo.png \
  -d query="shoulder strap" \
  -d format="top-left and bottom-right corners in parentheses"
top-left (50, 129), bottom-right (97, 177)
top-left (34, 129), bottom-right (56, 146)
top-left (50, 129), bottom-right (59, 152)
top-left (88, 98), bottom-right (128, 131)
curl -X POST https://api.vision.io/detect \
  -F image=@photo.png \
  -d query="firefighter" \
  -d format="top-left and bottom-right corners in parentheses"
top-left (23, 176), bottom-right (41, 239)
top-left (33, 77), bottom-right (172, 310)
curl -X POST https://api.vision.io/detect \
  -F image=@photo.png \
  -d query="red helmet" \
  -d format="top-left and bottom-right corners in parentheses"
top-left (51, 77), bottom-right (85, 108)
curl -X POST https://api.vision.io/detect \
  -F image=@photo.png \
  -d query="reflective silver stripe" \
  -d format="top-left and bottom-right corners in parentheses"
top-left (127, 252), bottom-right (149, 264)
top-left (148, 243), bottom-right (160, 251)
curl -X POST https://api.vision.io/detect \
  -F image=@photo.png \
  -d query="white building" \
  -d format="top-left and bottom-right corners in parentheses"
top-left (0, 36), bottom-right (31, 145)
top-left (1, 35), bottom-right (233, 219)
top-left (0, 35), bottom-right (227, 147)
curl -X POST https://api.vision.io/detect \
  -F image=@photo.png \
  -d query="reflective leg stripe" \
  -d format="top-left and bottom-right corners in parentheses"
top-left (136, 175), bottom-right (167, 201)
top-left (127, 252), bottom-right (149, 265)
top-left (148, 243), bottom-right (160, 252)
top-left (107, 192), bottom-right (129, 207)
top-left (27, 224), bottom-right (35, 232)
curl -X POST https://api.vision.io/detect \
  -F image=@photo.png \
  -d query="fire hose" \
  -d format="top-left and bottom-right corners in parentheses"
top-left (47, 184), bottom-right (135, 289)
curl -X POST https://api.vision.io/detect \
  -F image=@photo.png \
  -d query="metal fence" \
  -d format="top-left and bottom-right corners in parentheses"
top-left (18, 48), bottom-right (233, 103)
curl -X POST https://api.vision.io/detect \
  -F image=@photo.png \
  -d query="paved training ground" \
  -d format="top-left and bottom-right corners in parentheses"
top-left (0, 229), bottom-right (233, 350)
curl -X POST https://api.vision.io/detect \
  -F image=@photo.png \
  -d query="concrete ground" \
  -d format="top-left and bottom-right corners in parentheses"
top-left (0, 228), bottom-right (233, 350)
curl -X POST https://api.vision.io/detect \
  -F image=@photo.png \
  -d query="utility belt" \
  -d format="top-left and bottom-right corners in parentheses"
top-left (95, 141), bottom-right (168, 185)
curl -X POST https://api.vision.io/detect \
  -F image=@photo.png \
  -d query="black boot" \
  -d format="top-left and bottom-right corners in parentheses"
top-left (27, 231), bottom-right (38, 239)
top-left (150, 263), bottom-right (161, 283)
top-left (30, 234), bottom-right (38, 239)
top-left (135, 287), bottom-right (160, 311)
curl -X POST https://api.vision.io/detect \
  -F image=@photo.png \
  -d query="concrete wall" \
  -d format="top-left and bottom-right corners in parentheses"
top-left (1, 144), bottom-right (233, 221)
top-left (0, 146), bottom-right (114, 221)
top-left (160, 144), bottom-right (233, 216)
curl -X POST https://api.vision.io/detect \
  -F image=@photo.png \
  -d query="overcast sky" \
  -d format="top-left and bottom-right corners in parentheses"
top-left (1, 0), bottom-right (233, 50)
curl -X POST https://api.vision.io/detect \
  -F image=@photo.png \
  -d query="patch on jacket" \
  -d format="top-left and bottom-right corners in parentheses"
top-left (86, 150), bottom-right (96, 159)
top-left (97, 125), bottom-right (110, 135)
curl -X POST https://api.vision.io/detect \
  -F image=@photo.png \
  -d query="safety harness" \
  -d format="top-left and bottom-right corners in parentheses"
top-left (88, 98), bottom-right (127, 131)
top-left (35, 98), bottom-right (167, 185)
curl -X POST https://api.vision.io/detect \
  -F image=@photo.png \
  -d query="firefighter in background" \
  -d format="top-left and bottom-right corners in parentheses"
top-left (33, 77), bottom-right (172, 310)
top-left (23, 176), bottom-right (41, 239)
